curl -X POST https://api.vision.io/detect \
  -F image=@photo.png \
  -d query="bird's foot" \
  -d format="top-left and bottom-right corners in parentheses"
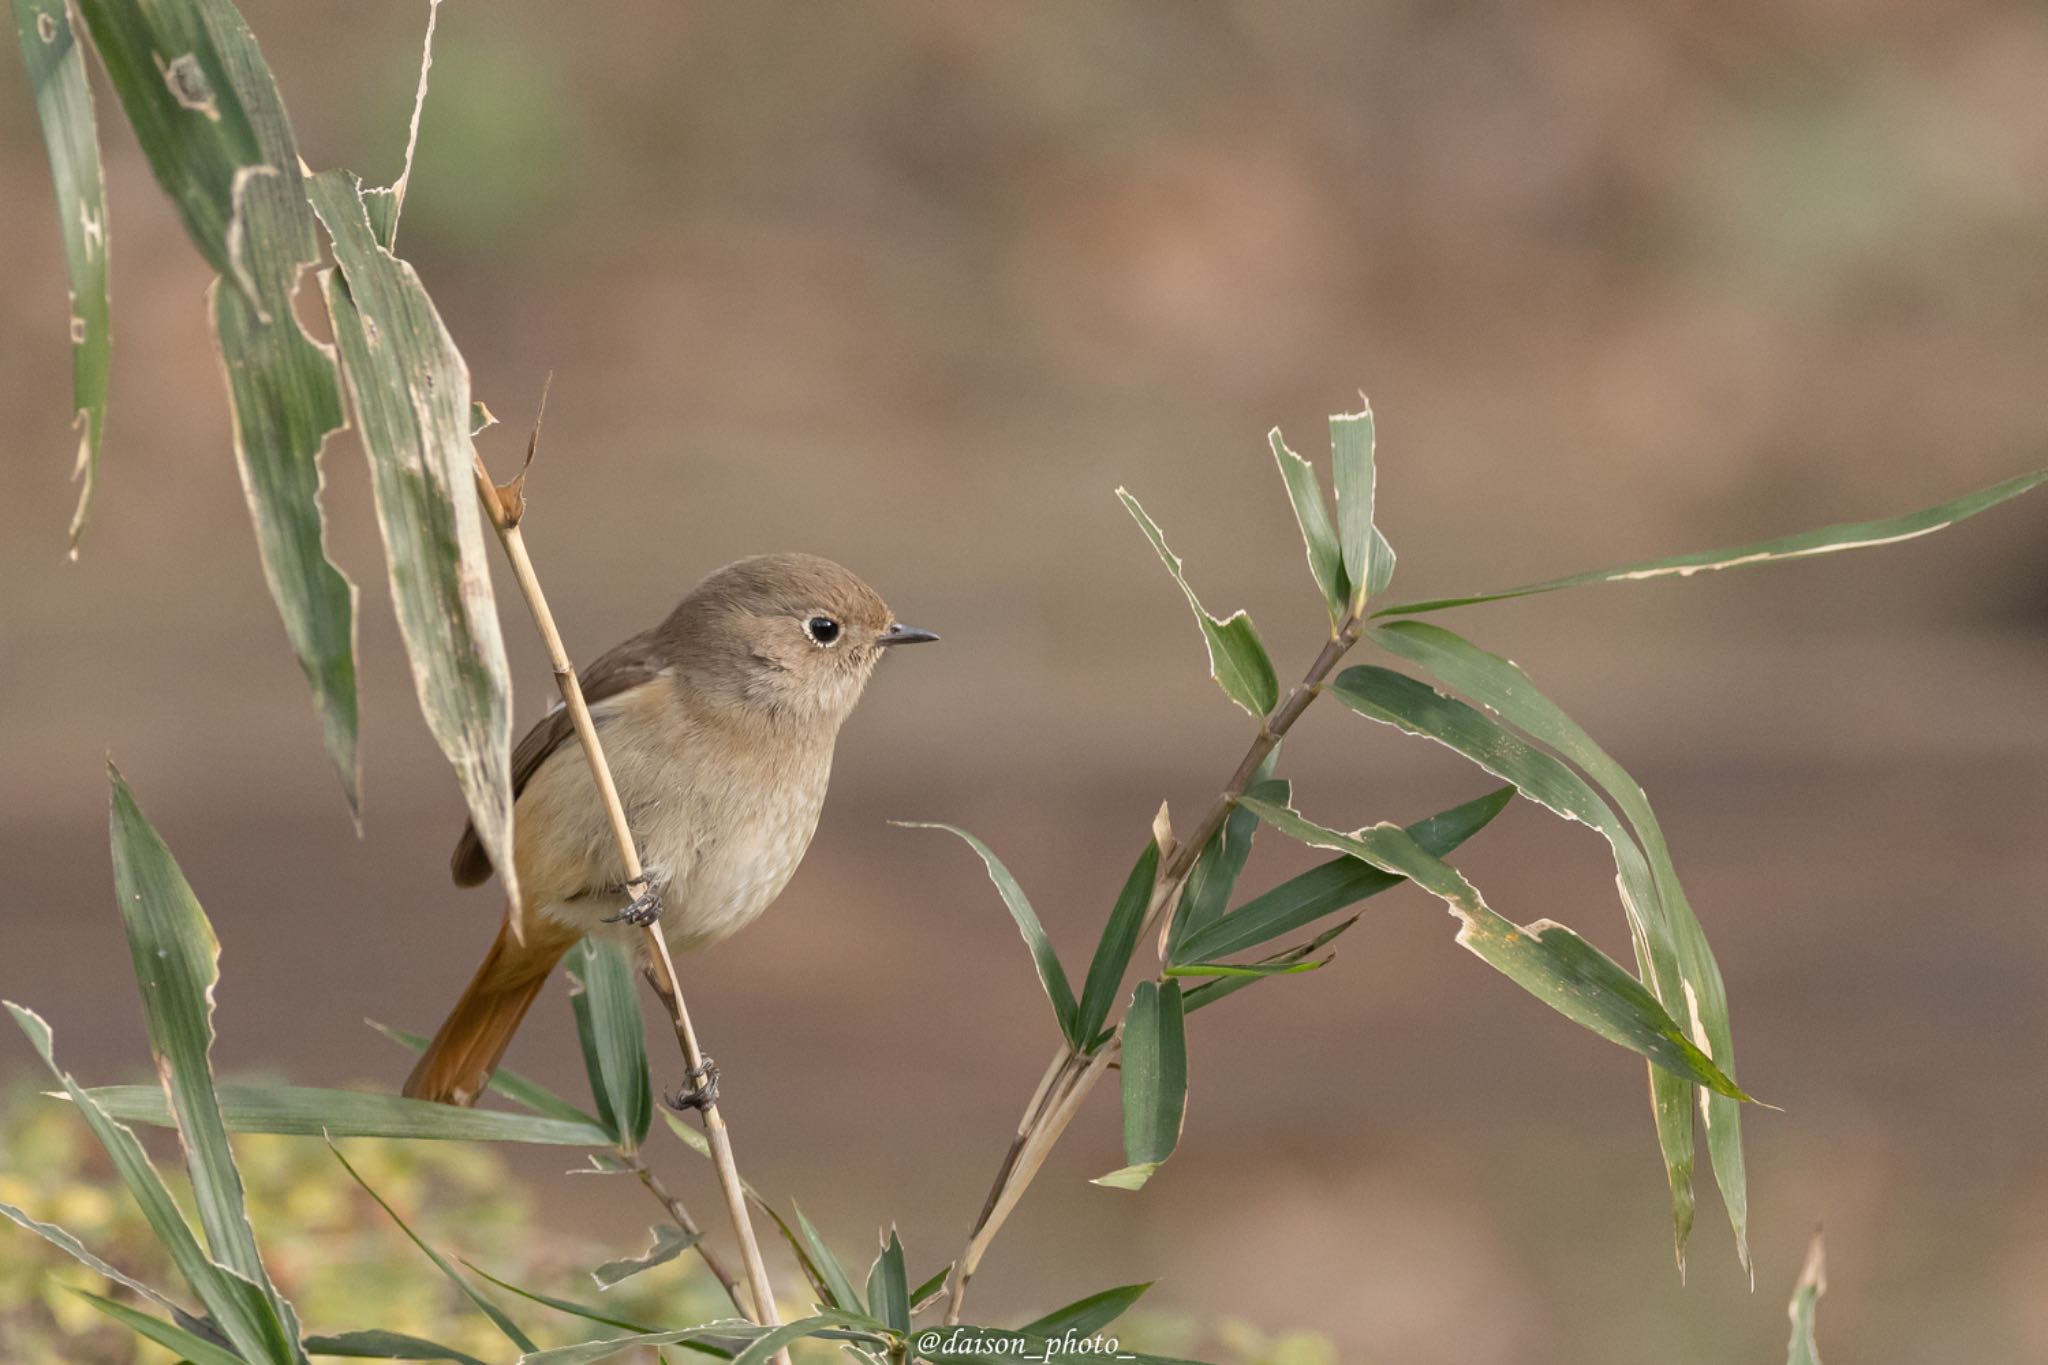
top-left (664, 1056), bottom-right (720, 1113)
top-left (604, 883), bottom-right (663, 927)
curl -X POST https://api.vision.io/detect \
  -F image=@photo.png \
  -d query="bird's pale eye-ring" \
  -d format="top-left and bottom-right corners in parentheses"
top-left (804, 615), bottom-right (842, 646)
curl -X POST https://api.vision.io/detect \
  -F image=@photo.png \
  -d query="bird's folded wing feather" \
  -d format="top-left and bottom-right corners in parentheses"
top-left (450, 629), bottom-right (668, 886)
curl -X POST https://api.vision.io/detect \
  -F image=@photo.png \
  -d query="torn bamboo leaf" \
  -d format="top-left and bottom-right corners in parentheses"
top-left (12, 0), bottom-right (111, 550)
top-left (1330, 663), bottom-right (1701, 1260)
top-left (308, 169), bottom-right (518, 905)
top-left (1239, 794), bottom-right (1753, 1102)
top-left (1368, 618), bottom-right (1749, 1267)
top-left (1374, 468), bottom-right (2047, 618)
top-left (72, 0), bottom-right (361, 810)
top-left (1118, 488), bottom-right (1279, 716)
top-left (1330, 405), bottom-right (1395, 604)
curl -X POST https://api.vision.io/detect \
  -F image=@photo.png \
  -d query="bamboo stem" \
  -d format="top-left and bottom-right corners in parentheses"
top-left (943, 613), bottom-right (1366, 1324)
top-left (471, 447), bottom-right (787, 1358)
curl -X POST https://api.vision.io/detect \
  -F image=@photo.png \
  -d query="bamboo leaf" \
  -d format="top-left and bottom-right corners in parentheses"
top-left (1164, 959), bottom-right (1324, 978)
top-left (1268, 428), bottom-right (1348, 621)
top-left (1330, 405), bottom-right (1395, 604)
top-left (83, 1082), bottom-right (613, 1146)
top-left (1173, 785), bottom-right (1513, 966)
top-left (1368, 618), bottom-right (1749, 1266)
top-left (866, 1227), bottom-right (909, 1334)
top-left (591, 1224), bottom-right (697, 1290)
top-left (71, 0), bottom-right (362, 808)
top-left (567, 937), bottom-right (652, 1150)
top-left (1020, 1282), bottom-right (1152, 1336)
top-left (304, 1329), bottom-right (489, 1363)
top-left (7, 1003), bottom-right (292, 1365)
top-left (372, 1021), bottom-right (602, 1128)
top-left (1330, 663), bottom-right (1700, 1258)
top-left (909, 1264), bottom-right (953, 1315)
top-left (460, 1260), bottom-right (669, 1341)
top-left (13, 0), bottom-right (111, 549)
top-left (1238, 795), bottom-right (1752, 1101)
top-left (1168, 754), bottom-right (1282, 961)
top-left (1182, 915), bottom-right (1360, 1016)
top-left (792, 1202), bottom-right (864, 1314)
top-left (1785, 1231), bottom-right (1826, 1365)
top-left (70, 1287), bottom-right (245, 1365)
top-left (735, 1314), bottom-right (884, 1365)
top-left (308, 169), bottom-right (518, 899)
top-left (1374, 469), bottom-right (2048, 618)
top-left (0, 1198), bottom-right (197, 1329)
top-left (1076, 838), bottom-right (1162, 1050)
top-left (1095, 981), bottom-right (1186, 1191)
top-left (108, 767), bottom-right (307, 1363)
top-left (1117, 489), bottom-right (1279, 717)
top-left (330, 1140), bottom-right (537, 1353)
top-left (516, 1324), bottom-right (793, 1365)
top-left (897, 823), bottom-right (1079, 1046)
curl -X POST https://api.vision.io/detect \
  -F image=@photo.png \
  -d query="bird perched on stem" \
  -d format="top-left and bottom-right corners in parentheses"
top-left (405, 553), bottom-right (937, 1106)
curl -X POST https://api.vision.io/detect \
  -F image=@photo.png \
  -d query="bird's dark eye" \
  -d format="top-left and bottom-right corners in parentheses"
top-left (805, 616), bottom-right (841, 645)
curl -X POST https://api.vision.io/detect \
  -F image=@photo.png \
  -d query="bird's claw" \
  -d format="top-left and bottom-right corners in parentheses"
top-left (664, 1057), bottom-right (720, 1113)
top-left (604, 884), bottom-right (662, 927)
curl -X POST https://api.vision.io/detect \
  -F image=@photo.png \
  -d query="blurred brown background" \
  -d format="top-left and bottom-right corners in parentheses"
top-left (4, 2), bottom-right (2047, 1360)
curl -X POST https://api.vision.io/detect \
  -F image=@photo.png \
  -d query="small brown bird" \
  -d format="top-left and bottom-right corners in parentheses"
top-left (405, 553), bottom-right (936, 1106)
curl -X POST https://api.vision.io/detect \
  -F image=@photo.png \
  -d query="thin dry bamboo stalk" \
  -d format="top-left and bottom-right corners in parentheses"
top-left (470, 445), bottom-right (787, 1359)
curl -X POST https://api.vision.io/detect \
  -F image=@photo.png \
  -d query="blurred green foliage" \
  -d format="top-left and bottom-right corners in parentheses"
top-left (0, 1081), bottom-right (729, 1363)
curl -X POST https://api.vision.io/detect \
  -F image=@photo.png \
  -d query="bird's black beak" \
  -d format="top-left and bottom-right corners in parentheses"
top-left (878, 623), bottom-right (940, 647)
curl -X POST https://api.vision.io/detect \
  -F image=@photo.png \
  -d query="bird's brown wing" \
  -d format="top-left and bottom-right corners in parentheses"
top-left (450, 631), bottom-right (668, 886)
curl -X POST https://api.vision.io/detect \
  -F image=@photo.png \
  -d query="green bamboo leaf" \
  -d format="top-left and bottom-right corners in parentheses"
top-left (1330, 663), bottom-right (1700, 1257)
top-left (1164, 959), bottom-right (1325, 979)
top-left (304, 1329), bottom-right (489, 1363)
top-left (591, 1224), bottom-right (697, 1290)
top-left (308, 168), bottom-right (519, 896)
top-left (1368, 618), bottom-right (1748, 1267)
top-left (7, 1003), bottom-right (294, 1365)
top-left (0, 1199), bottom-right (198, 1329)
top-left (1374, 469), bottom-right (2048, 618)
top-left (70, 0), bottom-right (362, 808)
top-left (371, 1021), bottom-right (603, 1128)
top-left (1076, 838), bottom-right (1162, 1050)
top-left (909, 1264), bottom-right (953, 1315)
top-left (866, 1227), bottom-right (909, 1334)
top-left (566, 937), bottom-right (652, 1150)
top-left (1182, 915), bottom-right (1360, 1015)
top-left (792, 1201), bottom-right (864, 1313)
top-left (70, 1287), bottom-right (245, 1365)
top-left (13, 0), bottom-right (111, 549)
top-left (329, 1140), bottom-right (536, 1353)
top-left (460, 1260), bottom-right (670, 1341)
top-left (1238, 794), bottom-right (1752, 1102)
top-left (1786, 1232), bottom-right (1826, 1365)
top-left (1117, 489), bottom-right (1280, 717)
top-left (897, 823), bottom-right (1079, 1046)
top-left (1168, 753), bottom-right (1282, 961)
top-left (1330, 405), bottom-right (1395, 604)
top-left (736, 1314), bottom-right (884, 1365)
top-left (1020, 1282), bottom-right (1152, 1335)
top-left (1268, 428), bottom-right (1348, 621)
top-left (84, 1082), bottom-right (613, 1146)
top-left (515, 1324), bottom-right (793, 1365)
top-left (1173, 785), bottom-right (1513, 966)
top-left (1095, 981), bottom-right (1187, 1191)
top-left (108, 767), bottom-right (307, 1363)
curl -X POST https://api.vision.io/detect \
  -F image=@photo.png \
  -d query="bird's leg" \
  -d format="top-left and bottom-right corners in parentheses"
top-left (664, 1056), bottom-right (720, 1112)
top-left (604, 879), bottom-right (662, 927)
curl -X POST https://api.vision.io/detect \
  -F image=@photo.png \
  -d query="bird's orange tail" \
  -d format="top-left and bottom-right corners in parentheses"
top-left (404, 918), bottom-right (580, 1106)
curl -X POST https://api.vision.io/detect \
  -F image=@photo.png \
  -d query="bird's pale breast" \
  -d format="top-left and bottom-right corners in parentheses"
top-left (518, 675), bottom-right (834, 953)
